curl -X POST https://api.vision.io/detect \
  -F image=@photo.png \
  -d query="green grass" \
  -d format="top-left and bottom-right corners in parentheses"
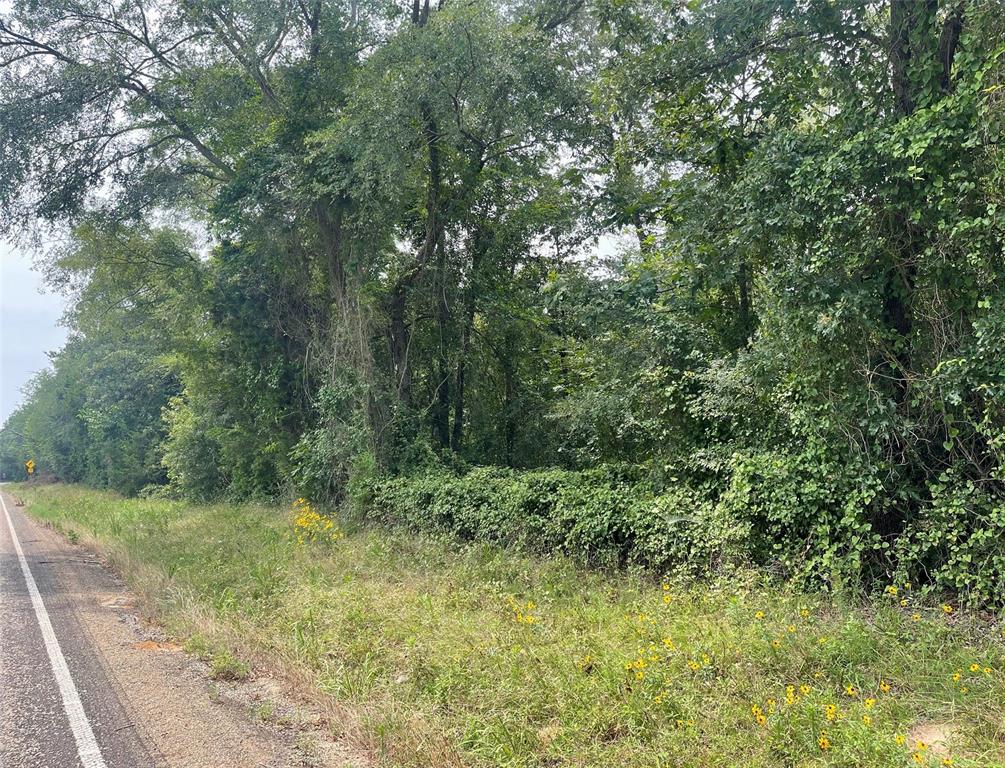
top-left (11, 484), bottom-right (1005, 768)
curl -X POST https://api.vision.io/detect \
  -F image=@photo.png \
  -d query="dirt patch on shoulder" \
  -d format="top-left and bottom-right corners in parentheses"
top-left (907, 721), bottom-right (958, 758)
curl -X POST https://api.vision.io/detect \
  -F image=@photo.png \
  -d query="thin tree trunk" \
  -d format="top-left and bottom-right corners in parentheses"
top-left (433, 235), bottom-right (451, 449)
top-left (736, 258), bottom-right (754, 347)
top-left (387, 102), bottom-right (442, 411)
top-left (451, 231), bottom-right (484, 451)
top-left (389, 284), bottom-right (411, 407)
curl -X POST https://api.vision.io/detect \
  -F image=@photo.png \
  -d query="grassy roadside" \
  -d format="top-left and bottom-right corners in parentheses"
top-left (10, 483), bottom-right (1005, 768)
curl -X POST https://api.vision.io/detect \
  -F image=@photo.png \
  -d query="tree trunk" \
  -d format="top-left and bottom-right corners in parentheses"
top-left (389, 283), bottom-right (411, 407)
top-left (737, 258), bottom-right (752, 346)
top-left (387, 102), bottom-right (442, 412)
top-left (884, 0), bottom-right (960, 396)
top-left (314, 199), bottom-right (347, 306)
top-left (432, 235), bottom-right (451, 449)
top-left (451, 230), bottom-right (484, 451)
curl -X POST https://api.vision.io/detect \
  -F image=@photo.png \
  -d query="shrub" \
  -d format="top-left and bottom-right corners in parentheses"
top-left (369, 465), bottom-right (744, 574)
top-left (718, 444), bottom-right (888, 587)
top-left (894, 468), bottom-right (1005, 608)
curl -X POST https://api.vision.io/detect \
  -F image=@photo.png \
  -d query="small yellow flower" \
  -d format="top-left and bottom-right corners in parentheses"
top-left (755, 712), bottom-right (767, 726)
top-left (886, 586), bottom-right (899, 596)
top-left (800, 608), bottom-right (810, 618)
top-left (969, 663), bottom-right (980, 673)
top-left (862, 714), bottom-right (872, 725)
top-left (942, 604), bottom-right (954, 614)
top-left (663, 594), bottom-right (672, 604)
top-left (960, 685), bottom-right (968, 693)
top-left (880, 680), bottom-right (891, 693)
top-left (912, 753), bottom-right (924, 764)
top-left (771, 639), bottom-right (781, 649)
top-left (942, 759), bottom-right (954, 767)
top-left (984, 667), bottom-right (992, 675)
top-left (687, 660), bottom-right (700, 671)
top-left (900, 599), bottom-right (908, 607)
top-left (864, 697), bottom-right (875, 708)
top-left (845, 684), bottom-right (857, 697)
top-left (917, 741), bottom-right (929, 752)
top-left (824, 704), bottom-right (837, 721)
top-left (818, 734), bottom-right (831, 751)
top-left (787, 624), bottom-right (797, 634)
top-left (662, 582), bottom-right (670, 591)
top-left (800, 684), bottom-right (811, 695)
top-left (952, 672), bottom-right (962, 682)
top-left (912, 613), bottom-right (922, 622)
top-left (755, 611), bottom-right (765, 620)
top-left (895, 734), bottom-right (906, 745)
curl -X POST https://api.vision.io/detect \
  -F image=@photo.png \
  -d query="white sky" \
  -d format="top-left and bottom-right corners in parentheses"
top-left (0, 241), bottom-right (69, 424)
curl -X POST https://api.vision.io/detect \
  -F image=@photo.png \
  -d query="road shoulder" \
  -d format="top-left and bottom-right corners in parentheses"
top-left (2, 491), bottom-right (345, 768)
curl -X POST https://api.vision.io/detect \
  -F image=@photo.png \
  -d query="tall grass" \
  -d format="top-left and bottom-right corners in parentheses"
top-left (14, 484), bottom-right (1005, 768)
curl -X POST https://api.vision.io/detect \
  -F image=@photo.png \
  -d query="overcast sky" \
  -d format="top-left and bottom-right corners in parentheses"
top-left (0, 241), bottom-right (69, 424)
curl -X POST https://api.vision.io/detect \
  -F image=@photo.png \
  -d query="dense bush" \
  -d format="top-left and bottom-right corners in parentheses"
top-left (370, 465), bottom-right (746, 576)
top-left (371, 454), bottom-right (1005, 607)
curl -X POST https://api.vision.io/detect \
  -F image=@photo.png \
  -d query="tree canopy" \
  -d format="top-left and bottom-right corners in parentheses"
top-left (3, 0), bottom-right (1005, 604)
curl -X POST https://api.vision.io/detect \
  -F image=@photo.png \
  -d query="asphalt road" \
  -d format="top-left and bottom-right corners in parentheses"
top-left (0, 492), bottom-right (157, 768)
top-left (0, 490), bottom-right (305, 768)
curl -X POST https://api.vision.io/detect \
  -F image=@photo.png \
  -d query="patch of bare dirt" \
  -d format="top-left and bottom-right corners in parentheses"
top-left (907, 721), bottom-right (958, 758)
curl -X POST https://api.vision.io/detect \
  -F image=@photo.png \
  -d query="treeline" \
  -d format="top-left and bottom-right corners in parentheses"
top-left (2, 0), bottom-right (1005, 603)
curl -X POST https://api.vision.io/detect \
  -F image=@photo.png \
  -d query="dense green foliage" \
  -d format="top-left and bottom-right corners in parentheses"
top-left (3, 0), bottom-right (1005, 604)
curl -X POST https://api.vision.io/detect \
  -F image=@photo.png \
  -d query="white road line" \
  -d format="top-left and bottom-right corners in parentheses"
top-left (1, 495), bottom-right (107, 768)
